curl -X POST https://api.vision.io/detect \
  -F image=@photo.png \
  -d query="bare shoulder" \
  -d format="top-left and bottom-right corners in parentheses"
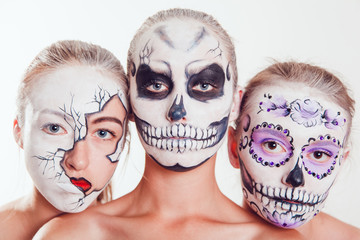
top-left (34, 209), bottom-right (104, 239)
top-left (298, 212), bottom-right (360, 239)
top-left (34, 196), bottom-right (133, 239)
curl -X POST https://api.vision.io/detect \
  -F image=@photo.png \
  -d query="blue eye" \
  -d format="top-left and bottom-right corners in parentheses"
top-left (42, 124), bottom-right (67, 135)
top-left (95, 129), bottom-right (114, 140)
top-left (193, 82), bottom-right (214, 92)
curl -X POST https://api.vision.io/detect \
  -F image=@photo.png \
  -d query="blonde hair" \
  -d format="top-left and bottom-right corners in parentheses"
top-left (236, 61), bottom-right (355, 144)
top-left (17, 40), bottom-right (130, 203)
top-left (127, 8), bottom-right (238, 89)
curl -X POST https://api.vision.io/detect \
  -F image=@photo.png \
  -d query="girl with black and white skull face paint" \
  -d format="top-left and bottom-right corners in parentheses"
top-left (0, 40), bottom-right (129, 239)
top-left (228, 61), bottom-right (360, 238)
top-left (35, 9), bottom-right (303, 240)
top-left (128, 12), bottom-right (237, 171)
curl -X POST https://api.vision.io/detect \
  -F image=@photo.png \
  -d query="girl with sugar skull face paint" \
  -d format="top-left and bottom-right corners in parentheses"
top-left (0, 40), bottom-right (129, 239)
top-left (228, 61), bottom-right (360, 238)
top-left (35, 9), bottom-right (304, 240)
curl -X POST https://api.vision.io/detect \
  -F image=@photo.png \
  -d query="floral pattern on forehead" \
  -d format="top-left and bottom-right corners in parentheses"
top-left (258, 93), bottom-right (346, 129)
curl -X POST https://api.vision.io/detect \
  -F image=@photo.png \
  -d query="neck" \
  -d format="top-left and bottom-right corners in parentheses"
top-left (132, 153), bottom-right (223, 218)
top-left (26, 187), bottom-right (63, 227)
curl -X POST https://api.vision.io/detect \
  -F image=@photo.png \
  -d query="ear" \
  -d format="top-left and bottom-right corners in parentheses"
top-left (227, 126), bottom-right (240, 169)
top-left (229, 85), bottom-right (243, 122)
top-left (13, 119), bottom-right (23, 149)
top-left (342, 146), bottom-right (351, 164)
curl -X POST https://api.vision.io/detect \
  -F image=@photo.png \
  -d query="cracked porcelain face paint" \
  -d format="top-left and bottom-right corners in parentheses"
top-left (22, 65), bottom-right (128, 212)
top-left (237, 84), bottom-right (348, 228)
top-left (130, 19), bottom-right (234, 171)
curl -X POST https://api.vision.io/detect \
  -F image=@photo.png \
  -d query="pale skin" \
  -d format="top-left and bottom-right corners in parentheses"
top-left (0, 65), bottom-right (127, 239)
top-left (228, 83), bottom-right (360, 239)
top-left (35, 18), bottom-right (304, 239)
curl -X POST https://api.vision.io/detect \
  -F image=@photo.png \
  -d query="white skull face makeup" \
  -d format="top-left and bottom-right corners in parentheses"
top-left (130, 19), bottom-right (234, 171)
top-left (22, 66), bottom-right (127, 212)
top-left (236, 84), bottom-right (348, 228)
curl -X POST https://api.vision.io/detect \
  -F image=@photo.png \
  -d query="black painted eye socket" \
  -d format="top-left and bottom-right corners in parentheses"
top-left (136, 64), bottom-right (173, 99)
top-left (187, 63), bottom-right (225, 102)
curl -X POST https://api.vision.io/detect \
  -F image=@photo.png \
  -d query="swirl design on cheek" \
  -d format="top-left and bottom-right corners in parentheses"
top-left (301, 134), bottom-right (342, 180)
top-left (249, 122), bottom-right (294, 167)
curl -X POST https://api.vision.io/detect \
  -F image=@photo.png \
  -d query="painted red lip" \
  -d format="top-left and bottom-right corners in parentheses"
top-left (70, 177), bottom-right (91, 193)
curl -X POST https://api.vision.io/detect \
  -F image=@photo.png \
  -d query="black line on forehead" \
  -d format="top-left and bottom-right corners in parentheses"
top-left (154, 26), bottom-right (175, 49)
top-left (187, 27), bottom-right (208, 51)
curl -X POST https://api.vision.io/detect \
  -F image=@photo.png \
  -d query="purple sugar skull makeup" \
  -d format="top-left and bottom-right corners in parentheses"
top-left (23, 66), bottom-right (128, 212)
top-left (130, 19), bottom-right (234, 171)
top-left (236, 85), bottom-right (348, 228)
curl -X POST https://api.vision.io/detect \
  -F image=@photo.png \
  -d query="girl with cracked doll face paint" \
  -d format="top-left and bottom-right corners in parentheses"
top-left (22, 66), bottom-right (128, 213)
top-left (228, 62), bottom-right (354, 230)
top-left (129, 18), bottom-right (235, 171)
top-left (0, 40), bottom-right (128, 240)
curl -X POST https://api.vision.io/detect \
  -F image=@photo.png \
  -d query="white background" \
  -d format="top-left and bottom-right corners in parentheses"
top-left (0, 0), bottom-right (359, 228)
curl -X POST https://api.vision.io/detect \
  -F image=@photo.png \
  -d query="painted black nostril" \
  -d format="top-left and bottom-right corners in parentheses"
top-left (168, 95), bottom-right (186, 121)
top-left (286, 160), bottom-right (305, 187)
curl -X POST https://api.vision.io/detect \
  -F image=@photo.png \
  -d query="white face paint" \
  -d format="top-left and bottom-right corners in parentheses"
top-left (129, 19), bottom-right (234, 171)
top-left (237, 84), bottom-right (348, 228)
top-left (22, 65), bottom-right (127, 212)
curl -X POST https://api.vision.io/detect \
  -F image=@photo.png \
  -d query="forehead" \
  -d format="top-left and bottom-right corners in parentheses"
top-left (134, 18), bottom-right (227, 65)
top-left (28, 65), bottom-right (119, 105)
top-left (245, 83), bottom-right (348, 141)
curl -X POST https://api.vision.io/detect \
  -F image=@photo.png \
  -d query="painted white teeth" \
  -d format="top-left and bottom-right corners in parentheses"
top-left (208, 128), bottom-right (212, 137)
top-left (151, 126), bottom-right (156, 137)
top-left (282, 202), bottom-right (291, 210)
top-left (185, 125), bottom-right (190, 137)
top-left (293, 189), bottom-right (299, 201)
top-left (203, 129), bottom-right (208, 139)
top-left (179, 124), bottom-right (185, 137)
top-left (280, 188), bottom-right (286, 198)
top-left (144, 134), bottom-right (148, 143)
top-left (268, 187), bottom-right (274, 197)
top-left (147, 127), bottom-right (151, 137)
top-left (256, 183), bottom-right (262, 192)
top-left (196, 141), bottom-right (203, 150)
top-left (172, 125), bottom-right (177, 136)
top-left (156, 127), bottom-right (161, 138)
top-left (262, 196), bottom-right (270, 206)
top-left (151, 138), bottom-right (156, 147)
top-left (309, 193), bottom-right (314, 203)
top-left (167, 126), bottom-right (171, 137)
top-left (291, 204), bottom-right (298, 212)
top-left (313, 195), bottom-right (319, 204)
top-left (286, 189), bottom-right (292, 200)
top-left (185, 139), bottom-right (191, 151)
top-left (179, 139), bottom-right (185, 149)
top-left (161, 139), bottom-right (166, 149)
top-left (196, 128), bottom-right (202, 140)
top-left (191, 140), bottom-right (197, 150)
top-left (162, 127), bottom-right (167, 137)
top-left (156, 139), bottom-right (161, 149)
top-left (173, 140), bottom-right (178, 148)
top-left (274, 188), bottom-right (280, 197)
top-left (190, 127), bottom-right (196, 138)
top-left (167, 140), bottom-right (172, 151)
top-left (303, 193), bottom-right (309, 203)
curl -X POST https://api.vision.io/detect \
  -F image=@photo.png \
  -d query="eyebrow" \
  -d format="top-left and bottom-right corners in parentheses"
top-left (41, 109), bottom-right (72, 121)
top-left (91, 117), bottom-right (123, 127)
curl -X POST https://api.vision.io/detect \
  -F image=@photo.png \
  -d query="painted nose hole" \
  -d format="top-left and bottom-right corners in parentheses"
top-left (168, 95), bottom-right (186, 121)
top-left (285, 160), bottom-right (305, 187)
